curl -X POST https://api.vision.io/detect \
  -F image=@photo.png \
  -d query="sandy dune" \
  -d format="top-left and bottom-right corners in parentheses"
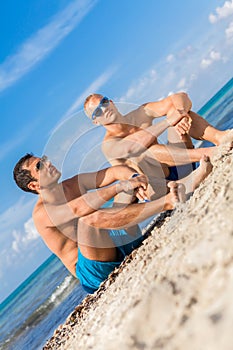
top-left (43, 147), bottom-right (233, 350)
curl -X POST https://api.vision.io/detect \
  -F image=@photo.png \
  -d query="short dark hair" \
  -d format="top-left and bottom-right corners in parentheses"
top-left (13, 153), bottom-right (38, 194)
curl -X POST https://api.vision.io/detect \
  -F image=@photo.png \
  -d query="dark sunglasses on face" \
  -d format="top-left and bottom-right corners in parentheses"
top-left (35, 155), bottom-right (48, 171)
top-left (92, 97), bottom-right (110, 120)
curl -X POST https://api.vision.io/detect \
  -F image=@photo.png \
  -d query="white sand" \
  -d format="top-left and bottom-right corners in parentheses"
top-left (43, 147), bottom-right (233, 350)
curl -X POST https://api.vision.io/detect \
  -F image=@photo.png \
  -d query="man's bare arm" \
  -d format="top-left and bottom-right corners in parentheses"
top-left (75, 165), bottom-right (144, 191)
top-left (143, 92), bottom-right (192, 119)
top-left (102, 112), bottom-right (190, 160)
top-left (79, 194), bottom-right (173, 229)
top-left (39, 176), bottom-right (148, 227)
top-left (102, 120), bottom-right (170, 160)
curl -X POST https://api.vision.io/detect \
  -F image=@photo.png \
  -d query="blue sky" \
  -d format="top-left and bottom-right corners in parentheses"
top-left (0, 0), bottom-right (233, 302)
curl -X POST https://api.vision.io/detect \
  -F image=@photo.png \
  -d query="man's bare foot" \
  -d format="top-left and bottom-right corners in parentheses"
top-left (197, 155), bottom-right (213, 178)
top-left (179, 155), bottom-right (213, 195)
top-left (165, 181), bottom-right (186, 210)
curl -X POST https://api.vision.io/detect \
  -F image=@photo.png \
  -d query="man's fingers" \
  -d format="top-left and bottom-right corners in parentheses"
top-left (175, 125), bottom-right (186, 135)
top-left (175, 116), bottom-right (192, 135)
top-left (135, 187), bottom-right (148, 201)
top-left (131, 175), bottom-right (148, 189)
top-left (136, 192), bottom-right (144, 201)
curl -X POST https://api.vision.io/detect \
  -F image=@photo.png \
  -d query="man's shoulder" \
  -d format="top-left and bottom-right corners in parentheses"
top-left (33, 200), bottom-right (51, 228)
top-left (125, 105), bottom-right (153, 127)
top-left (125, 105), bottom-right (145, 117)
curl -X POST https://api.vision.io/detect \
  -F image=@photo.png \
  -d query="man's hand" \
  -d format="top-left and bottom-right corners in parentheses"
top-left (117, 174), bottom-right (149, 201)
top-left (167, 108), bottom-right (192, 139)
top-left (174, 115), bottom-right (192, 137)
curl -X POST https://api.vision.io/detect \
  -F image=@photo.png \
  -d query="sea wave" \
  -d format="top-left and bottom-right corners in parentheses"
top-left (0, 275), bottom-right (78, 350)
top-left (49, 275), bottom-right (74, 303)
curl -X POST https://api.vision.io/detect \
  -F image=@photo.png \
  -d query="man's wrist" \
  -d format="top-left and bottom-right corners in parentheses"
top-left (116, 180), bottom-right (133, 193)
top-left (116, 181), bottom-right (123, 194)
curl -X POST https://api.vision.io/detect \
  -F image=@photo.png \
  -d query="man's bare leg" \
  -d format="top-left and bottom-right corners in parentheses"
top-left (177, 155), bottom-right (213, 196)
top-left (188, 111), bottom-right (232, 145)
top-left (147, 143), bottom-right (216, 167)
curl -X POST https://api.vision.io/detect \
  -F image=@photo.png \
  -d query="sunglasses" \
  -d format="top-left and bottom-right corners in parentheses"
top-left (35, 155), bottom-right (48, 171)
top-left (92, 97), bottom-right (110, 120)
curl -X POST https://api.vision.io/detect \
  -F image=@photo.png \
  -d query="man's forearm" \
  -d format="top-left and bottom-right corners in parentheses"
top-left (75, 183), bottom-right (122, 215)
top-left (96, 165), bottom-right (138, 187)
top-left (72, 176), bottom-right (146, 217)
top-left (79, 195), bottom-right (171, 229)
top-left (124, 119), bottom-right (170, 156)
top-left (44, 182), bottom-right (130, 228)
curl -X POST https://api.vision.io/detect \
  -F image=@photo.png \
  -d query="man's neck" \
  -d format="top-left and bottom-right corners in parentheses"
top-left (39, 182), bottom-right (65, 204)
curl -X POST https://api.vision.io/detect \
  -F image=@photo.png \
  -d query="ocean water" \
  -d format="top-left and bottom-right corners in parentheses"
top-left (196, 77), bottom-right (233, 147)
top-left (0, 77), bottom-right (233, 350)
top-left (0, 255), bottom-right (87, 350)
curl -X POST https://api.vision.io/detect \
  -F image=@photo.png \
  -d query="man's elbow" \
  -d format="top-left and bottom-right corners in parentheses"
top-left (127, 143), bottom-right (148, 157)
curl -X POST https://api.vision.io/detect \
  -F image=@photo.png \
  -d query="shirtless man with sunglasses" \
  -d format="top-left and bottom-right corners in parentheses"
top-left (84, 92), bottom-right (231, 200)
top-left (13, 153), bottom-right (212, 293)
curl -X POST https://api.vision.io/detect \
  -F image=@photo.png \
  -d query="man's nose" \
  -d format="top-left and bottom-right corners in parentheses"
top-left (44, 159), bottom-right (52, 168)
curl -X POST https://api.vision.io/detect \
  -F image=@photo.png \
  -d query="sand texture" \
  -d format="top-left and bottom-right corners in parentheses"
top-left (43, 147), bottom-right (233, 350)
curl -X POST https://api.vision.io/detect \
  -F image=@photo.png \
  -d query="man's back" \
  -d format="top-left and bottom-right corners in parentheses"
top-left (33, 177), bottom-right (81, 276)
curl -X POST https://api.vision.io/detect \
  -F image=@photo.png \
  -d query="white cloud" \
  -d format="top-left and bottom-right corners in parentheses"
top-left (166, 54), bottom-right (175, 63)
top-left (200, 50), bottom-right (223, 69)
top-left (0, 197), bottom-right (36, 236)
top-left (200, 58), bottom-right (212, 69)
top-left (0, 197), bottom-right (37, 259)
top-left (177, 77), bottom-right (187, 89)
top-left (0, 212), bottom-right (49, 301)
top-left (118, 15), bottom-right (233, 110)
top-left (119, 69), bottom-right (157, 102)
top-left (0, 0), bottom-right (97, 92)
top-left (210, 50), bottom-right (220, 60)
top-left (11, 218), bottom-right (39, 253)
top-left (178, 45), bottom-right (196, 59)
top-left (226, 21), bottom-right (233, 39)
top-left (209, 0), bottom-right (233, 23)
top-left (0, 198), bottom-right (39, 280)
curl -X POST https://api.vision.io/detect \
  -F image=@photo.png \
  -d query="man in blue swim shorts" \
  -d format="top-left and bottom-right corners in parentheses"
top-left (14, 153), bottom-right (205, 294)
top-left (76, 228), bottom-right (145, 293)
top-left (84, 92), bottom-right (228, 200)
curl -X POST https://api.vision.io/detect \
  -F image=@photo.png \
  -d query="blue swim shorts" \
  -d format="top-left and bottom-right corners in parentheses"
top-left (76, 229), bottom-right (145, 294)
top-left (166, 162), bottom-right (198, 181)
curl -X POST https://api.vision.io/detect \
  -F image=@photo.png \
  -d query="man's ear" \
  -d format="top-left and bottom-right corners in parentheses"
top-left (28, 181), bottom-right (40, 192)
